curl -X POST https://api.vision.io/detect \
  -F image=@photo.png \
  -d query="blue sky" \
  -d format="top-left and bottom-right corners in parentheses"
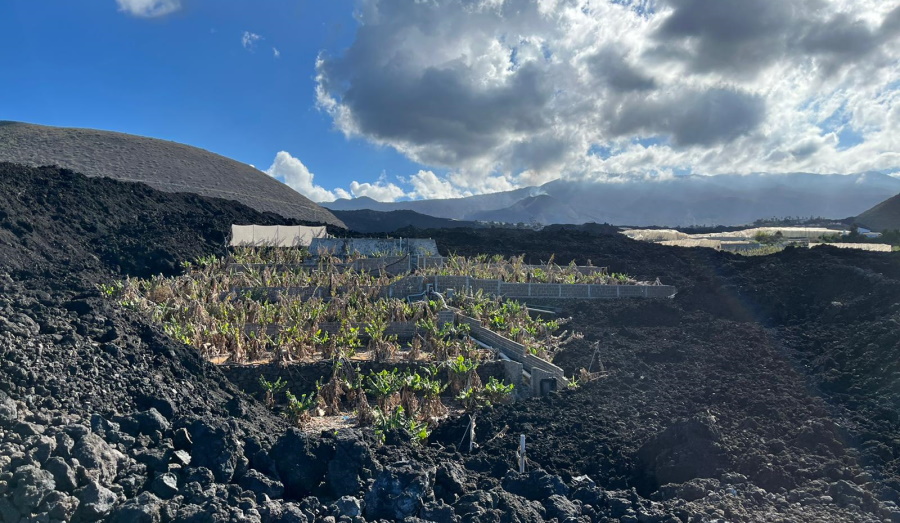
top-left (2, 1), bottom-right (899, 202)
top-left (0, 0), bottom-right (422, 199)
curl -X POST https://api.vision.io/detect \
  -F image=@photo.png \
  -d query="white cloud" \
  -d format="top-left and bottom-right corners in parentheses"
top-left (273, 47), bottom-right (281, 58)
top-left (115, 0), bottom-right (180, 17)
top-left (315, 0), bottom-right (900, 196)
top-left (408, 170), bottom-right (469, 200)
top-left (242, 31), bottom-right (262, 50)
top-left (265, 151), bottom-right (338, 203)
top-left (349, 180), bottom-right (407, 202)
top-left (264, 151), bottom-right (409, 203)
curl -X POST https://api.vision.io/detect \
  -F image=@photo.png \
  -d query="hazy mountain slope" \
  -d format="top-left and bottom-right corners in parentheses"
top-left (469, 194), bottom-right (585, 224)
top-left (327, 173), bottom-right (900, 226)
top-left (856, 192), bottom-right (900, 231)
top-left (325, 186), bottom-right (537, 217)
top-left (330, 209), bottom-right (482, 233)
top-left (0, 121), bottom-right (345, 227)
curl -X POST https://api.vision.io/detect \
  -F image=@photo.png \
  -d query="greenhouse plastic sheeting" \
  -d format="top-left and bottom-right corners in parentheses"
top-left (230, 225), bottom-right (328, 247)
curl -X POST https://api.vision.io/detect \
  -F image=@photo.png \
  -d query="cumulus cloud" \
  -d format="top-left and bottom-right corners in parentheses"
top-left (265, 152), bottom-right (409, 202)
top-left (348, 179), bottom-right (407, 202)
top-left (265, 151), bottom-right (338, 202)
top-left (242, 31), bottom-right (262, 50)
top-left (315, 0), bottom-right (900, 195)
top-left (115, 0), bottom-right (180, 17)
top-left (408, 170), bottom-right (470, 200)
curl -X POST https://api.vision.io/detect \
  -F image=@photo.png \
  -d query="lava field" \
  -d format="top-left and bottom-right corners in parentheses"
top-left (1, 163), bottom-right (900, 522)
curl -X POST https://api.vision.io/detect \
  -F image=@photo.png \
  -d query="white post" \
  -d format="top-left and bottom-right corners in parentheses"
top-left (518, 434), bottom-right (526, 473)
top-left (469, 415), bottom-right (477, 453)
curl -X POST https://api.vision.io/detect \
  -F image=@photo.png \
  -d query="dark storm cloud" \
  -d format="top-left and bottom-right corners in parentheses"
top-left (883, 5), bottom-right (900, 38)
top-left (609, 88), bottom-right (766, 146)
top-left (653, 0), bottom-right (900, 76)
top-left (507, 135), bottom-right (571, 172)
top-left (653, 0), bottom-right (799, 75)
top-left (319, 52), bottom-right (552, 166)
top-left (586, 47), bottom-right (656, 91)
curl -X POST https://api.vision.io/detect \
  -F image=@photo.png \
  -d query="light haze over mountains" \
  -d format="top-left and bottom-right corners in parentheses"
top-left (325, 173), bottom-right (900, 227)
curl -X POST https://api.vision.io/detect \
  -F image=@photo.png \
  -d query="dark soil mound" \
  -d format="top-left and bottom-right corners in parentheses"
top-left (857, 192), bottom-right (900, 232)
top-left (0, 121), bottom-right (345, 227)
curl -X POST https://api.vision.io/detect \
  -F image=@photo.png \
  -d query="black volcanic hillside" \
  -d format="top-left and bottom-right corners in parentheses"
top-left (0, 121), bottom-right (344, 227)
top-left (0, 163), bottom-right (306, 278)
top-left (470, 194), bottom-right (585, 224)
top-left (331, 208), bottom-right (482, 233)
top-left (857, 192), bottom-right (900, 231)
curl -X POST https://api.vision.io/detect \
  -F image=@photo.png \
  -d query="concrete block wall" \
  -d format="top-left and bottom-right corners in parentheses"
top-left (381, 276), bottom-right (426, 298)
top-left (426, 275), bottom-right (675, 301)
top-left (456, 313), bottom-right (566, 387)
top-left (415, 256), bottom-right (447, 270)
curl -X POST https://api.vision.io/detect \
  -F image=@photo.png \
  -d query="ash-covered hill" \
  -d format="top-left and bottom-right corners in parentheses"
top-left (857, 192), bottom-right (900, 232)
top-left (0, 121), bottom-right (344, 228)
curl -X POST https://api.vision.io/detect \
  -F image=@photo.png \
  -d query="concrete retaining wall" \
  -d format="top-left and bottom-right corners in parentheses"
top-left (430, 276), bottom-right (675, 300)
top-left (456, 313), bottom-right (566, 395)
top-left (412, 256), bottom-right (609, 275)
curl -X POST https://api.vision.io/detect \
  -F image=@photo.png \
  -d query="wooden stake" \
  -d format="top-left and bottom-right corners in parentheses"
top-left (518, 434), bottom-right (526, 473)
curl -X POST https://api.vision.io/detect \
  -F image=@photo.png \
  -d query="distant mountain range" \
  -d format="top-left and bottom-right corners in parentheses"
top-left (325, 173), bottom-right (900, 227)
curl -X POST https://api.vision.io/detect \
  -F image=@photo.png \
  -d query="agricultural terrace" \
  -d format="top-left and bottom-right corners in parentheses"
top-left (113, 251), bottom-right (581, 365)
top-left (102, 248), bottom-right (600, 438)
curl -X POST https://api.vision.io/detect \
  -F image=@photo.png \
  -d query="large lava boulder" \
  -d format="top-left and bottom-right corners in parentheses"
top-left (270, 429), bottom-right (334, 499)
top-left (634, 416), bottom-right (728, 491)
top-left (364, 463), bottom-right (435, 520)
top-left (188, 420), bottom-right (247, 483)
